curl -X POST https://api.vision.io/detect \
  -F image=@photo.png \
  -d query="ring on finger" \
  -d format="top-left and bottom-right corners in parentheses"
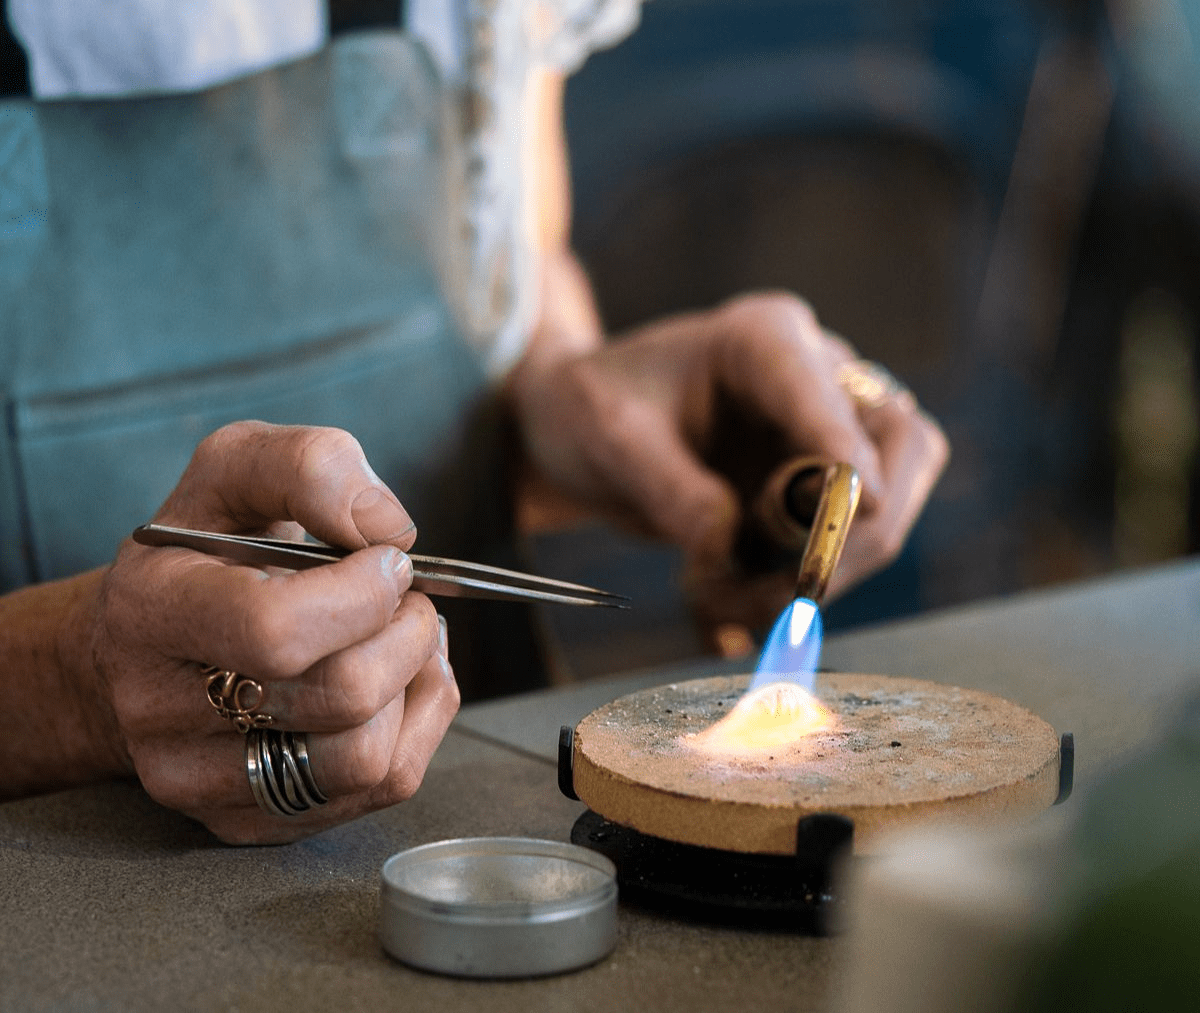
top-left (836, 359), bottom-right (911, 411)
top-left (202, 664), bottom-right (275, 734)
top-left (246, 729), bottom-right (329, 817)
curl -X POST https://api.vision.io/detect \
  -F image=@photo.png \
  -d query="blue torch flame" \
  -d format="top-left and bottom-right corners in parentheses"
top-left (748, 598), bottom-right (823, 692)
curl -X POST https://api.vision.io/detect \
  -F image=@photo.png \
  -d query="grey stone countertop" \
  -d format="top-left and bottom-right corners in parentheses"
top-left (2, 558), bottom-right (1197, 1012)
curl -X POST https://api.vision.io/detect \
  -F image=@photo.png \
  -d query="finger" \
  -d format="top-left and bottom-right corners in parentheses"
top-left (136, 650), bottom-right (458, 836)
top-left (131, 733), bottom-right (255, 818)
top-left (264, 520), bottom-right (306, 541)
top-left (266, 592), bottom-right (441, 731)
top-left (864, 396), bottom-right (949, 540)
top-left (156, 421), bottom-right (416, 551)
top-left (119, 542), bottom-right (415, 680)
top-left (712, 295), bottom-right (886, 504)
top-left (580, 393), bottom-right (742, 560)
top-left (124, 593), bottom-right (439, 746)
top-left (307, 650), bottom-right (459, 801)
top-left (834, 356), bottom-right (920, 419)
top-left (135, 730), bottom-right (362, 845)
top-left (819, 328), bottom-right (861, 366)
top-left (829, 399), bottom-right (949, 597)
top-left (368, 649), bottom-right (459, 809)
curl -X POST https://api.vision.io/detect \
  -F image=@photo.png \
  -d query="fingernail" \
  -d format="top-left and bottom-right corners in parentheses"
top-left (438, 654), bottom-right (456, 685)
top-left (436, 613), bottom-right (448, 656)
top-left (352, 486), bottom-right (414, 543)
top-left (381, 547), bottom-right (412, 581)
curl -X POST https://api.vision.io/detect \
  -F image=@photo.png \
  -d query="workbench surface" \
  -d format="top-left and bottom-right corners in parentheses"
top-left (3, 559), bottom-right (1196, 1012)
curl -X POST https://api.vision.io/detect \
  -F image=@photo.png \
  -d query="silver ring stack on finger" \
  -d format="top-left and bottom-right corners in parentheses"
top-left (835, 359), bottom-right (912, 411)
top-left (245, 729), bottom-right (330, 817)
top-left (201, 663), bottom-right (329, 817)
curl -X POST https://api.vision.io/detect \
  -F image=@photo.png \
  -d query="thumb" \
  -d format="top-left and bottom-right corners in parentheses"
top-left (160, 422), bottom-right (416, 551)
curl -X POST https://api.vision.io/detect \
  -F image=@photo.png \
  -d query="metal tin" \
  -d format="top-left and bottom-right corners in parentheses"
top-left (379, 837), bottom-right (618, 978)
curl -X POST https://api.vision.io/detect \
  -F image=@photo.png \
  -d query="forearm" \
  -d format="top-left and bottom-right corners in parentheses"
top-left (506, 66), bottom-right (605, 406)
top-left (0, 569), bottom-right (128, 798)
top-left (507, 247), bottom-right (605, 405)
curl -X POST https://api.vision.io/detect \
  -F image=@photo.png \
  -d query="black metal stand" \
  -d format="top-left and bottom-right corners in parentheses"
top-left (1055, 732), bottom-right (1075, 804)
top-left (561, 725), bottom-right (853, 934)
top-left (559, 724), bottom-right (1076, 934)
top-left (570, 810), bottom-right (851, 934)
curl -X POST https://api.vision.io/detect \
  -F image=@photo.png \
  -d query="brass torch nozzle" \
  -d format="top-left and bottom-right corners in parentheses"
top-left (750, 457), bottom-right (862, 604)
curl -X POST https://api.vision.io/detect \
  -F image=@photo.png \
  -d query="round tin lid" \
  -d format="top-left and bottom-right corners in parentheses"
top-left (380, 837), bottom-right (618, 978)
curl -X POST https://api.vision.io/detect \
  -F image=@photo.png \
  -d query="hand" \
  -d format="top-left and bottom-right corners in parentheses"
top-left (509, 291), bottom-right (949, 638)
top-left (82, 421), bottom-right (458, 843)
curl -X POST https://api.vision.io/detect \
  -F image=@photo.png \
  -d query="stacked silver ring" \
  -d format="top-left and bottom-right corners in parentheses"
top-left (245, 729), bottom-right (329, 817)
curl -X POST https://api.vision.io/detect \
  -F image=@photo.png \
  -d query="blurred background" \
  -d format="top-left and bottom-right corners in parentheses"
top-left (524, 0), bottom-right (1200, 682)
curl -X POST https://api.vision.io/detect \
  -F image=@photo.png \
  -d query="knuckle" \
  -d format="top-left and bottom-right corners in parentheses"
top-left (292, 427), bottom-right (365, 483)
top-left (380, 753), bottom-right (425, 805)
top-left (323, 668), bottom-right (385, 729)
top-left (604, 396), bottom-right (650, 447)
top-left (553, 361), bottom-right (650, 466)
top-left (110, 681), bottom-right (159, 738)
top-left (725, 290), bottom-right (818, 337)
top-left (339, 730), bottom-right (394, 795)
top-left (428, 661), bottom-right (462, 719)
top-left (924, 418), bottom-right (952, 470)
top-left (237, 600), bottom-right (308, 678)
top-left (192, 420), bottom-right (267, 467)
top-left (574, 375), bottom-right (649, 454)
top-left (134, 759), bottom-right (196, 814)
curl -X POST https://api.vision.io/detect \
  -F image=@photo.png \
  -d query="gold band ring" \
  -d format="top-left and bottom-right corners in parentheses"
top-left (835, 360), bottom-right (912, 411)
top-left (202, 665), bottom-right (275, 734)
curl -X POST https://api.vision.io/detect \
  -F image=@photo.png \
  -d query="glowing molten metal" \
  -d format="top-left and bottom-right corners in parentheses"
top-left (688, 681), bottom-right (837, 754)
top-left (689, 597), bottom-right (835, 754)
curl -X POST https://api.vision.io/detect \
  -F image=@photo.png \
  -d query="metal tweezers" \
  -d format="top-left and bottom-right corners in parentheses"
top-left (131, 524), bottom-right (629, 609)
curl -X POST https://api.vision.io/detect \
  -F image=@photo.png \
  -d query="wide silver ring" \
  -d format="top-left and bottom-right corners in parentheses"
top-left (245, 729), bottom-right (329, 818)
top-left (835, 360), bottom-right (912, 411)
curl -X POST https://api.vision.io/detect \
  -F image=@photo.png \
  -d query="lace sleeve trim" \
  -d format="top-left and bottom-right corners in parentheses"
top-left (451, 0), bottom-right (642, 374)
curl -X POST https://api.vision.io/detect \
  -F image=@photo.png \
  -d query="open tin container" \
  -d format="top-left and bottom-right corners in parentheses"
top-left (380, 837), bottom-right (618, 978)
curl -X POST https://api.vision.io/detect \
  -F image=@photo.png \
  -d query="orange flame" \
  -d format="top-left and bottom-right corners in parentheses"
top-left (688, 681), bottom-right (837, 755)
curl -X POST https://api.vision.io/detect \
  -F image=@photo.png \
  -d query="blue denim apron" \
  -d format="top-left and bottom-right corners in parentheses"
top-left (0, 32), bottom-right (540, 696)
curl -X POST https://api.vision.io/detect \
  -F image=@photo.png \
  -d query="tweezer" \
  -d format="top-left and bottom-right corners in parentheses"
top-left (131, 524), bottom-right (629, 609)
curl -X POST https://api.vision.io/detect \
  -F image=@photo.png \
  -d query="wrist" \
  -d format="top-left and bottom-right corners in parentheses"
top-left (61, 569), bottom-right (130, 781)
top-left (0, 568), bottom-right (130, 798)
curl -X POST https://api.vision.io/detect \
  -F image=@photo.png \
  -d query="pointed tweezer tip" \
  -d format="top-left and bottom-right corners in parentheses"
top-left (578, 592), bottom-right (631, 609)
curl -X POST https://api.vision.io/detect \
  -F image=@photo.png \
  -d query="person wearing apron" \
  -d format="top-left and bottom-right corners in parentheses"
top-left (0, 1), bottom-right (949, 843)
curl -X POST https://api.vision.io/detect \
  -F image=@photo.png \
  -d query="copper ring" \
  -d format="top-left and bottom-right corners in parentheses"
top-left (245, 729), bottom-right (329, 817)
top-left (202, 664), bottom-right (275, 734)
top-left (835, 360), bottom-right (911, 411)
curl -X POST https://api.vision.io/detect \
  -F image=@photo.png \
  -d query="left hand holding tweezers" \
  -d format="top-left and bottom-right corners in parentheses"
top-left (131, 524), bottom-right (629, 609)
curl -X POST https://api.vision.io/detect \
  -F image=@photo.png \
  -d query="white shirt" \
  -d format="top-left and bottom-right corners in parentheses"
top-left (8, 0), bottom-right (639, 98)
top-left (8, 0), bottom-right (642, 372)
